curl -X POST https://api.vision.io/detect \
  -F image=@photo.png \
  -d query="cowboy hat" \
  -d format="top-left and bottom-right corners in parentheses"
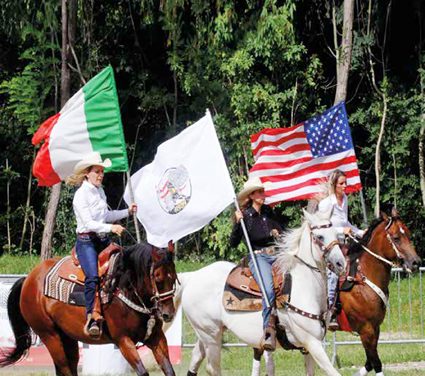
top-left (73, 152), bottom-right (112, 175)
top-left (237, 176), bottom-right (269, 204)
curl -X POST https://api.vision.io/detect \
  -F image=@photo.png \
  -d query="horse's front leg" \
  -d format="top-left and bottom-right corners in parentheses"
top-left (117, 336), bottom-right (149, 376)
top-left (357, 326), bottom-right (383, 376)
top-left (145, 329), bottom-right (175, 376)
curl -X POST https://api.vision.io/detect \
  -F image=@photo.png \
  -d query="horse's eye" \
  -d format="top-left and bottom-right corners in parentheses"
top-left (316, 235), bottom-right (324, 242)
top-left (393, 235), bottom-right (401, 244)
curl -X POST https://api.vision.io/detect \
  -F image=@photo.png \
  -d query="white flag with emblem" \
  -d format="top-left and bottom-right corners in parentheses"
top-left (124, 111), bottom-right (235, 247)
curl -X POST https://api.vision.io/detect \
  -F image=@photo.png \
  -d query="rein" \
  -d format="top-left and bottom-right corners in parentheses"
top-left (345, 218), bottom-right (405, 307)
top-left (286, 222), bottom-right (337, 323)
top-left (347, 216), bottom-right (405, 269)
top-left (149, 255), bottom-right (176, 304)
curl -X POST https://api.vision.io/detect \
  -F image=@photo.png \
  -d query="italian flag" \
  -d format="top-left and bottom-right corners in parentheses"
top-left (32, 66), bottom-right (128, 186)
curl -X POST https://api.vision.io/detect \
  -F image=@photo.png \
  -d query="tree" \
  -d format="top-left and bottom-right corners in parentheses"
top-left (40, 0), bottom-right (76, 260)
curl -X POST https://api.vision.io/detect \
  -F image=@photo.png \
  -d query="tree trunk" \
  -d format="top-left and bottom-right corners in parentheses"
top-left (40, 0), bottom-right (76, 260)
top-left (334, 0), bottom-right (355, 105)
top-left (374, 96), bottom-right (388, 217)
top-left (19, 150), bottom-right (36, 251)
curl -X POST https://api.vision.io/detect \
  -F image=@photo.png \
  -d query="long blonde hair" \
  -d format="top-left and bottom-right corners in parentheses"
top-left (328, 169), bottom-right (346, 195)
top-left (66, 167), bottom-right (91, 186)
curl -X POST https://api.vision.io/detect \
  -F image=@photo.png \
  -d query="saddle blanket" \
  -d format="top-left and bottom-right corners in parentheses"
top-left (223, 265), bottom-right (291, 312)
top-left (43, 255), bottom-right (118, 306)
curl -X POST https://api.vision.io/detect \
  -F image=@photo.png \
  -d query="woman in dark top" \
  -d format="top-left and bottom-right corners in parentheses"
top-left (230, 176), bottom-right (283, 352)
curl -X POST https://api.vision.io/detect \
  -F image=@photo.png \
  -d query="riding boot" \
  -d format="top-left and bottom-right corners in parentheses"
top-left (92, 291), bottom-right (104, 323)
top-left (328, 307), bottom-right (339, 331)
top-left (262, 313), bottom-right (277, 352)
top-left (84, 291), bottom-right (103, 338)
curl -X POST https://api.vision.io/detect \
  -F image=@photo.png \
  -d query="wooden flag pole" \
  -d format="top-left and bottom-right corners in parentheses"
top-left (126, 171), bottom-right (141, 243)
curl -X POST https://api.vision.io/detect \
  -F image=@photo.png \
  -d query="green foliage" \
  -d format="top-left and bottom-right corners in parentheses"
top-left (1, 0), bottom-right (425, 263)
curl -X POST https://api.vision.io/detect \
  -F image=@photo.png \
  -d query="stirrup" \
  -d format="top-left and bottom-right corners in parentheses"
top-left (262, 328), bottom-right (276, 352)
top-left (84, 314), bottom-right (102, 338)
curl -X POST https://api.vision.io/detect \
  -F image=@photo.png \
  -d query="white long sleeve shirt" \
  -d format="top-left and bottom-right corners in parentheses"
top-left (318, 193), bottom-right (364, 237)
top-left (73, 180), bottom-right (129, 234)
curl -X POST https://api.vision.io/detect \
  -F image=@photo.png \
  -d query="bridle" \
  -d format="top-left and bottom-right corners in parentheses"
top-left (310, 223), bottom-right (340, 256)
top-left (295, 222), bottom-right (340, 274)
top-left (149, 255), bottom-right (177, 304)
top-left (347, 216), bottom-right (405, 268)
top-left (117, 250), bottom-right (176, 315)
top-left (286, 221), bottom-right (341, 324)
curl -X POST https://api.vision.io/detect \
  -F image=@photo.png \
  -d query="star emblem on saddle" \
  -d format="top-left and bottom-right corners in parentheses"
top-left (226, 297), bottom-right (234, 306)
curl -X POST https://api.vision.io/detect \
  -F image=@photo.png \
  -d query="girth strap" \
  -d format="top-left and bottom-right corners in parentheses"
top-left (284, 301), bottom-right (327, 323)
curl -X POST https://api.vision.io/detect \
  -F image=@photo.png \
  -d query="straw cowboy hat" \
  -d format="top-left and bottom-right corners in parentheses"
top-left (73, 151), bottom-right (112, 175)
top-left (237, 176), bottom-right (269, 204)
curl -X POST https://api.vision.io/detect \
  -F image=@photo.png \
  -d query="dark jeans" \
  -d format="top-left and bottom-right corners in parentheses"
top-left (75, 234), bottom-right (110, 316)
top-left (249, 253), bottom-right (276, 329)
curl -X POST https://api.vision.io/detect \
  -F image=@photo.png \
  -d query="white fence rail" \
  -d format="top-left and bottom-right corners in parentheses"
top-left (1, 267), bottom-right (425, 364)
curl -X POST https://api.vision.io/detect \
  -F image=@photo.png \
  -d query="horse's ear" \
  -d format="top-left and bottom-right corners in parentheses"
top-left (168, 240), bottom-right (175, 253)
top-left (302, 208), bottom-right (314, 223)
top-left (391, 207), bottom-right (399, 218)
top-left (151, 246), bottom-right (162, 262)
top-left (380, 211), bottom-right (389, 220)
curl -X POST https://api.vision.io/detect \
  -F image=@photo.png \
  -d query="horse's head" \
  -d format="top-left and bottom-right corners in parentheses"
top-left (373, 208), bottom-right (421, 273)
top-left (303, 208), bottom-right (347, 275)
top-left (149, 242), bottom-right (178, 322)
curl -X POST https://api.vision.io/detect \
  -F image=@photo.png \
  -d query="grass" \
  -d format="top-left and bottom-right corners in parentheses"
top-left (0, 255), bottom-right (424, 374)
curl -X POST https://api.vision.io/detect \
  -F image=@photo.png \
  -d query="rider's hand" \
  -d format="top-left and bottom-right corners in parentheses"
top-left (128, 203), bottom-right (137, 215)
top-left (111, 224), bottom-right (125, 236)
top-left (343, 227), bottom-right (352, 235)
top-left (271, 229), bottom-right (280, 238)
top-left (235, 210), bottom-right (243, 223)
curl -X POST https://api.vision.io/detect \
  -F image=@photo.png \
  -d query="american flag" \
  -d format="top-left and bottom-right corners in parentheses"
top-left (249, 102), bottom-right (362, 204)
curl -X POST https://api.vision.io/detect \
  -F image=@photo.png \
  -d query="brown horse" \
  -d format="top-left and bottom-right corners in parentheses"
top-left (249, 208), bottom-right (421, 376)
top-left (0, 243), bottom-right (178, 376)
top-left (339, 208), bottom-right (421, 376)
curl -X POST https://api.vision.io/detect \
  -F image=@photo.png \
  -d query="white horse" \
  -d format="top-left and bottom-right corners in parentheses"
top-left (175, 209), bottom-right (347, 376)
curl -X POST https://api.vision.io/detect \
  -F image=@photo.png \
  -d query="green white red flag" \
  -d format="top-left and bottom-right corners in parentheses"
top-left (32, 66), bottom-right (128, 186)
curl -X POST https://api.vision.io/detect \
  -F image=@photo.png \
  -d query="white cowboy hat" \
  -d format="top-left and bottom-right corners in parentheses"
top-left (237, 176), bottom-right (269, 204)
top-left (73, 151), bottom-right (112, 175)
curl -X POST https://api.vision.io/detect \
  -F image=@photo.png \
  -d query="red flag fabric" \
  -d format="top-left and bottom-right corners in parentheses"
top-left (32, 113), bottom-right (61, 186)
top-left (249, 102), bottom-right (362, 204)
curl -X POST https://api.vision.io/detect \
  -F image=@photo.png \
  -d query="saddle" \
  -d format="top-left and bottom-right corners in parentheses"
top-left (223, 258), bottom-right (291, 311)
top-left (57, 242), bottom-right (122, 286)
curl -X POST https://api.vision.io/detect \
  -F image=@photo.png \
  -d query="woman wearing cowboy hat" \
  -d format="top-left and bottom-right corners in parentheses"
top-left (230, 176), bottom-right (284, 351)
top-left (67, 151), bottom-right (137, 337)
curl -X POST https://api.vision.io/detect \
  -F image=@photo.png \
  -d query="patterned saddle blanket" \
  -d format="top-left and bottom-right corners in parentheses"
top-left (223, 262), bottom-right (292, 311)
top-left (43, 251), bottom-right (120, 307)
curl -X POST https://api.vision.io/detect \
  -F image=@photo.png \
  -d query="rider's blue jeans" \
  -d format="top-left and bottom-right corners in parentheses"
top-left (327, 269), bottom-right (338, 308)
top-left (75, 234), bottom-right (110, 316)
top-left (249, 253), bottom-right (276, 329)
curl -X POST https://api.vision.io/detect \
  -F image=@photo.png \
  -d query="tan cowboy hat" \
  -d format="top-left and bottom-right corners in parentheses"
top-left (73, 151), bottom-right (112, 174)
top-left (237, 176), bottom-right (269, 204)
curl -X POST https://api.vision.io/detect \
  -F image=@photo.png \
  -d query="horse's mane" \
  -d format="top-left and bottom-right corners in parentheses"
top-left (275, 221), bottom-right (309, 274)
top-left (348, 216), bottom-right (384, 255)
top-left (107, 243), bottom-right (154, 296)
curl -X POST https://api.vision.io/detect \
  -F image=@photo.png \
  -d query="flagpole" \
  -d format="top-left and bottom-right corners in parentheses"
top-left (359, 189), bottom-right (368, 225)
top-left (126, 171), bottom-right (141, 243)
top-left (233, 198), bottom-right (271, 309)
top-left (205, 108), bottom-right (270, 308)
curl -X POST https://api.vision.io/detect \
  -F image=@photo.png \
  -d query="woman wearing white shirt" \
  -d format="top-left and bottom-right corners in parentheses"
top-left (66, 152), bottom-right (137, 337)
top-left (318, 169), bottom-right (365, 329)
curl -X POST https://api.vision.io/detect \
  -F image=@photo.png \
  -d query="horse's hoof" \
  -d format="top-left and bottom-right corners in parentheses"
top-left (187, 371), bottom-right (197, 376)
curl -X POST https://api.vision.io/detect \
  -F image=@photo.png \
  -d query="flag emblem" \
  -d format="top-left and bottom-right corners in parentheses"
top-left (156, 165), bottom-right (192, 214)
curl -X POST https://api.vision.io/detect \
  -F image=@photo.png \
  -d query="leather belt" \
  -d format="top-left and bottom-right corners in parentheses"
top-left (78, 232), bottom-right (107, 238)
top-left (254, 247), bottom-right (276, 256)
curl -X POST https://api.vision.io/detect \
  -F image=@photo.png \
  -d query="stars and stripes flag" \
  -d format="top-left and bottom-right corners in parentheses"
top-left (249, 102), bottom-right (362, 204)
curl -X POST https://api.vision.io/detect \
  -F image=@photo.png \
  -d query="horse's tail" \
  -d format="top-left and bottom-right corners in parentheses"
top-left (0, 277), bottom-right (33, 367)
